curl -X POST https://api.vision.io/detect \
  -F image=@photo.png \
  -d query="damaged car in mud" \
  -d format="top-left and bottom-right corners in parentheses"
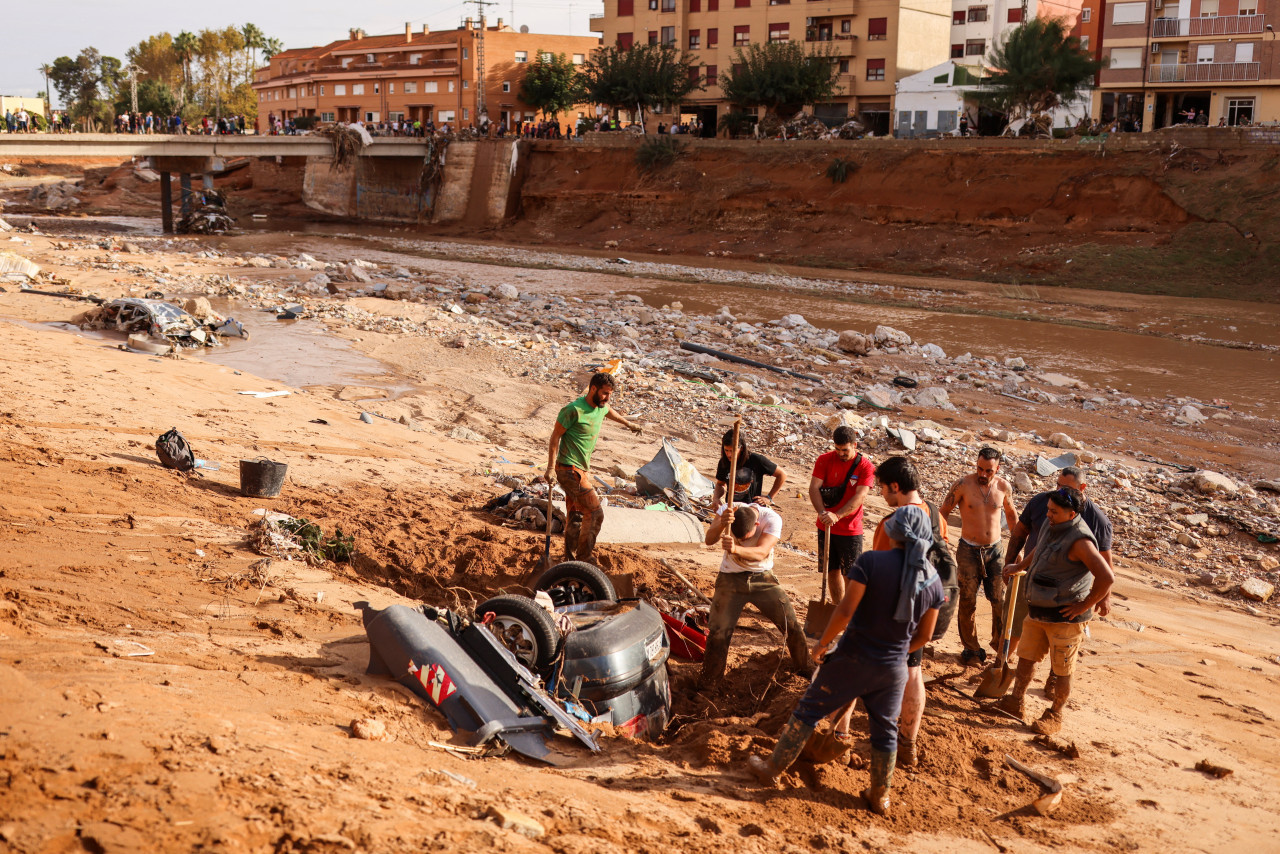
top-left (360, 561), bottom-right (670, 762)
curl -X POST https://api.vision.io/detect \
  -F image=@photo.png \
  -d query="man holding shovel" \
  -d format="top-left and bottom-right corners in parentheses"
top-left (747, 505), bottom-right (943, 816)
top-left (996, 487), bottom-right (1113, 735)
top-left (546, 373), bottom-right (642, 563)
top-left (809, 426), bottom-right (876, 607)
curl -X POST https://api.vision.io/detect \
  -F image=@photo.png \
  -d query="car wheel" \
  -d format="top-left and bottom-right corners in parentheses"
top-left (475, 594), bottom-right (560, 672)
top-left (536, 561), bottom-right (617, 607)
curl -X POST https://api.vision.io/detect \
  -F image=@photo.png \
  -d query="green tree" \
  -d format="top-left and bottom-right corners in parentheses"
top-left (48, 48), bottom-right (121, 129)
top-left (261, 37), bottom-right (284, 61)
top-left (579, 43), bottom-right (701, 132)
top-left (241, 23), bottom-right (265, 74)
top-left (174, 30), bottom-right (198, 105)
top-left (38, 63), bottom-right (53, 115)
top-left (115, 79), bottom-right (177, 117)
top-left (718, 42), bottom-right (841, 121)
top-left (967, 17), bottom-right (1101, 127)
top-left (519, 50), bottom-right (579, 119)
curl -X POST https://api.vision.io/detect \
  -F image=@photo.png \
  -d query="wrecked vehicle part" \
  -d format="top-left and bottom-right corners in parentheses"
top-left (555, 599), bottom-right (671, 739)
top-left (82, 298), bottom-right (234, 348)
top-left (360, 602), bottom-right (600, 763)
top-left (475, 594), bottom-right (562, 672)
top-left (536, 561), bottom-right (618, 607)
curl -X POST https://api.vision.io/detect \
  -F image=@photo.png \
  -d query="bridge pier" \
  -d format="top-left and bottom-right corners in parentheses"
top-left (159, 172), bottom-right (173, 234)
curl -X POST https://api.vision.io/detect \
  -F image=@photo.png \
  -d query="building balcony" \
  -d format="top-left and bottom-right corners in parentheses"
top-left (589, 13), bottom-right (604, 33)
top-left (1151, 14), bottom-right (1265, 38)
top-left (1147, 61), bottom-right (1261, 83)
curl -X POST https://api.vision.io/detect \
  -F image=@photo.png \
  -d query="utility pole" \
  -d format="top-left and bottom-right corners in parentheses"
top-left (126, 65), bottom-right (145, 113)
top-left (467, 0), bottom-right (497, 125)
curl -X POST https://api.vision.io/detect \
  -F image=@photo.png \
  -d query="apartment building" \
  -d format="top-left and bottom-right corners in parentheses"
top-left (252, 21), bottom-right (600, 129)
top-left (949, 0), bottom-right (1084, 61)
top-left (1095, 0), bottom-right (1279, 128)
top-left (591, 0), bottom-right (951, 134)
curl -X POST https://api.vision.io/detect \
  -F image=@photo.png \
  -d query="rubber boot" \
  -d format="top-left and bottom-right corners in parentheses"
top-left (747, 716), bottom-right (814, 785)
top-left (862, 748), bottom-right (897, 816)
top-left (1043, 672), bottom-right (1059, 697)
top-left (898, 736), bottom-right (918, 768)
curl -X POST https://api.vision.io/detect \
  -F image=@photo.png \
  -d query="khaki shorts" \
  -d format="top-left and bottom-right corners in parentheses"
top-left (1017, 618), bottom-right (1086, 677)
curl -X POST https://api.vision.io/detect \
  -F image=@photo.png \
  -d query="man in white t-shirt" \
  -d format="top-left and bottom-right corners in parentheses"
top-left (698, 503), bottom-right (813, 688)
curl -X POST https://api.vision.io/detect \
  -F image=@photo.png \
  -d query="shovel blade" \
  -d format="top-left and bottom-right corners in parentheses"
top-left (973, 664), bottom-right (1015, 699)
top-left (805, 600), bottom-right (838, 639)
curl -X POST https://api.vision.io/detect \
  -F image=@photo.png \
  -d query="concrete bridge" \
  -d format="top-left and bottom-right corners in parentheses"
top-left (0, 134), bottom-right (440, 233)
top-left (0, 133), bottom-right (428, 159)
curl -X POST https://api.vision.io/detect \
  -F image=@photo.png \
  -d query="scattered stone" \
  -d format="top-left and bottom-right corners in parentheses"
top-left (862, 388), bottom-right (895, 410)
top-left (836, 330), bottom-right (872, 356)
top-left (824, 412), bottom-right (869, 435)
top-left (775, 313), bottom-right (810, 329)
top-left (495, 283), bottom-right (519, 300)
top-left (1253, 479), bottom-right (1280, 494)
top-left (1176, 532), bottom-right (1202, 548)
top-left (1038, 372), bottom-right (1087, 389)
top-left (910, 387), bottom-right (952, 410)
top-left (920, 343), bottom-right (946, 360)
top-left (873, 325), bottom-right (912, 348)
top-left (1239, 578), bottom-right (1274, 602)
top-left (1192, 471), bottom-right (1238, 495)
top-left (1177, 405), bottom-right (1208, 425)
top-left (735, 382), bottom-right (759, 401)
top-left (486, 806), bottom-right (545, 839)
top-left (1004, 356), bottom-right (1027, 369)
top-left (1014, 472), bottom-right (1035, 493)
top-left (1257, 556), bottom-right (1279, 572)
top-left (350, 717), bottom-right (389, 741)
top-left (761, 393), bottom-right (783, 406)
top-left (448, 426), bottom-right (488, 443)
top-left (1194, 760), bottom-right (1233, 779)
top-left (1048, 432), bottom-right (1083, 450)
top-left (1185, 513), bottom-right (1208, 526)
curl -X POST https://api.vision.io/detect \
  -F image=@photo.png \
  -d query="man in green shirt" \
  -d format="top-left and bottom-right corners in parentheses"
top-left (546, 373), bottom-right (642, 562)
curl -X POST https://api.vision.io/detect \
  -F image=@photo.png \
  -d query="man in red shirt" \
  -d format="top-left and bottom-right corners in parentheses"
top-left (808, 425), bottom-right (876, 604)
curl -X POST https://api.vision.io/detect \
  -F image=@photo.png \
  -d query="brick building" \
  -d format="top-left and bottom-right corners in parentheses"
top-left (252, 21), bottom-right (600, 129)
top-left (591, 0), bottom-right (951, 134)
top-left (949, 0), bottom-right (1085, 61)
top-left (1094, 0), bottom-right (1280, 128)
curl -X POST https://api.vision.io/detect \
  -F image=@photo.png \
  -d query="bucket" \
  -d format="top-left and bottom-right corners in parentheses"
top-left (239, 458), bottom-right (288, 498)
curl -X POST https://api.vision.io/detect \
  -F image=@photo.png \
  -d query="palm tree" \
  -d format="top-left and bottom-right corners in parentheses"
top-left (38, 63), bottom-right (53, 118)
top-left (262, 37), bottom-right (284, 62)
top-left (174, 30), bottom-right (198, 106)
top-left (241, 23), bottom-right (265, 81)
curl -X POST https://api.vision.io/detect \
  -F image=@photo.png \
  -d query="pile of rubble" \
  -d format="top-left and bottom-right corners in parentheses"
top-left (26, 181), bottom-right (82, 210)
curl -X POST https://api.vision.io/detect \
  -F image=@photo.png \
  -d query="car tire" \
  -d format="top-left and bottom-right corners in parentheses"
top-left (893, 376), bottom-right (919, 388)
top-left (536, 561), bottom-right (617, 606)
top-left (475, 594), bottom-right (560, 673)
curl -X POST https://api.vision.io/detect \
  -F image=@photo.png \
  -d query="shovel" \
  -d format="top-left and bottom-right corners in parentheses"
top-left (805, 526), bottom-right (838, 638)
top-left (974, 570), bottom-right (1025, 699)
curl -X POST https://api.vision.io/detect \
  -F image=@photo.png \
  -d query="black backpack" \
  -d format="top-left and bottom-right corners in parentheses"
top-left (925, 499), bottom-right (960, 641)
top-left (155, 428), bottom-right (196, 473)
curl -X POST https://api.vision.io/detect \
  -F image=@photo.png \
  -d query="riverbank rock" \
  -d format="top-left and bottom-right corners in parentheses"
top-left (873, 325), bottom-right (912, 348)
top-left (1014, 472), bottom-right (1035, 492)
top-left (449, 426), bottom-right (489, 442)
top-left (1239, 578), bottom-right (1274, 602)
top-left (837, 330), bottom-right (872, 356)
top-left (1193, 471), bottom-right (1239, 495)
top-left (910, 387), bottom-right (952, 410)
top-left (496, 283), bottom-right (519, 300)
top-left (1049, 432), bottom-right (1083, 450)
top-left (1177, 405), bottom-right (1208, 425)
top-left (825, 412), bottom-right (870, 435)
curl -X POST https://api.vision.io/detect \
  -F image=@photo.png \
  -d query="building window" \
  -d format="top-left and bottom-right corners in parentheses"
top-left (373, 82), bottom-right (380, 93)
top-left (768, 22), bottom-right (790, 41)
top-left (705, 64), bottom-right (717, 85)
top-left (515, 50), bottom-right (528, 62)
top-left (661, 25), bottom-right (676, 44)
top-left (463, 108), bottom-right (469, 120)
top-left (352, 83), bottom-right (365, 95)
top-left (365, 112), bottom-right (377, 122)
top-left (1007, 8), bottom-right (1023, 22)
top-left (1111, 3), bottom-right (1146, 24)
top-left (734, 25), bottom-right (750, 45)
top-left (463, 48), bottom-right (470, 59)
top-left (617, 32), bottom-right (634, 49)
top-left (335, 84), bottom-right (347, 96)
top-left (366, 53), bottom-right (375, 63)
top-left (953, 10), bottom-right (966, 24)
top-left (1080, 35), bottom-right (1090, 49)
top-left (410, 53), bottom-right (422, 64)
top-left (951, 43), bottom-right (964, 58)
top-left (690, 0), bottom-right (700, 9)
top-left (867, 17), bottom-right (887, 39)
top-left (1199, 0), bottom-right (1219, 15)
top-left (341, 58), bottom-right (353, 68)
top-left (573, 53), bottom-right (585, 64)
top-left (1197, 44), bottom-right (1215, 62)
top-left (689, 29), bottom-right (701, 48)
top-left (708, 27), bottom-right (719, 46)
top-left (649, 0), bottom-right (657, 9)
top-left (503, 81), bottom-right (511, 92)
top-left (1108, 46), bottom-right (1142, 67)
top-left (968, 7), bottom-right (988, 22)
top-left (463, 79), bottom-right (469, 88)
top-left (424, 81), bottom-right (439, 93)
top-left (735, 0), bottom-right (749, 6)
top-left (839, 58), bottom-right (850, 72)
top-left (841, 19), bottom-right (852, 33)
top-left (866, 58), bottom-right (885, 80)
top-left (619, 0), bottom-right (634, 15)
top-left (1238, 0), bottom-right (1256, 12)
top-left (708, 0), bottom-right (718, 9)
top-left (320, 85), bottom-right (326, 95)
top-left (439, 111), bottom-right (455, 123)
top-left (1235, 42), bottom-right (1254, 63)
top-left (688, 66), bottom-right (700, 83)
top-left (448, 80), bottom-right (455, 92)
top-left (405, 81), bottom-right (417, 93)
top-left (1081, 7), bottom-right (1092, 21)
top-left (648, 31), bottom-right (659, 45)
top-left (1226, 97), bottom-right (1255, 125)
top-left (321, 112), bottom-right (335, 121)
top-left (662, 0), bottom-right (676, 10)
top-left (965, 40), bottom-right (986, 55)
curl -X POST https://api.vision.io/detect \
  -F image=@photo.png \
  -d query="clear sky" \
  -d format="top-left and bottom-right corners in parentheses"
top-left (3, 0), bottom-right (601, 102)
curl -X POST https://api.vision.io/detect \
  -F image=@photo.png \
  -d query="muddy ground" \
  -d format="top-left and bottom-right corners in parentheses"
top-left (1, 193), bottom-right (1279, 852)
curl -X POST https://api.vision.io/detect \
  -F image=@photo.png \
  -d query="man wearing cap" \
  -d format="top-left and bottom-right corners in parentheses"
top-left (546, 372), bottom-right (641, 563)
top-left (997, 486), bottom-right (1113, 735)
top-left (1005, 466), bottom-right (1113, 695)
top-left (747, 504), bottom-right (943, 816)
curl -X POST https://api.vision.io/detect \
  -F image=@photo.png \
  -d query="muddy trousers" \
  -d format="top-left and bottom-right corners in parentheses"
top-left (793, 648), bottom-right (908, 753)
top-left (555, 464), bottom-right (603, 562)
top-left (700, 570), bottom-right (812, 686)
top-left (956, 540), bottom-right (1006, 654)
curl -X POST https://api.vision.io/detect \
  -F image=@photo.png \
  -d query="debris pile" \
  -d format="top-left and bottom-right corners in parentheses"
top-left (177, 189), bottom-right (235, 235)
top-left (79, 297), bottom-right (244, 352)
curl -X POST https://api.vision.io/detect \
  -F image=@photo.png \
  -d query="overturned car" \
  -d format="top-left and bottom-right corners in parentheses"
top-left (361, 561), bottom-right (671, 762)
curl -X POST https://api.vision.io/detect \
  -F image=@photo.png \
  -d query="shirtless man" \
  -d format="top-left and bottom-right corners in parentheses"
top-left (940, 447), bottom-right (1018, 666)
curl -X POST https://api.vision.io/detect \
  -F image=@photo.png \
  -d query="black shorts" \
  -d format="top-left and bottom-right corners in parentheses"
top-left (818, 531), bottom-right (863, 575)
top-left (906, 649), bottom-right (922, 668)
